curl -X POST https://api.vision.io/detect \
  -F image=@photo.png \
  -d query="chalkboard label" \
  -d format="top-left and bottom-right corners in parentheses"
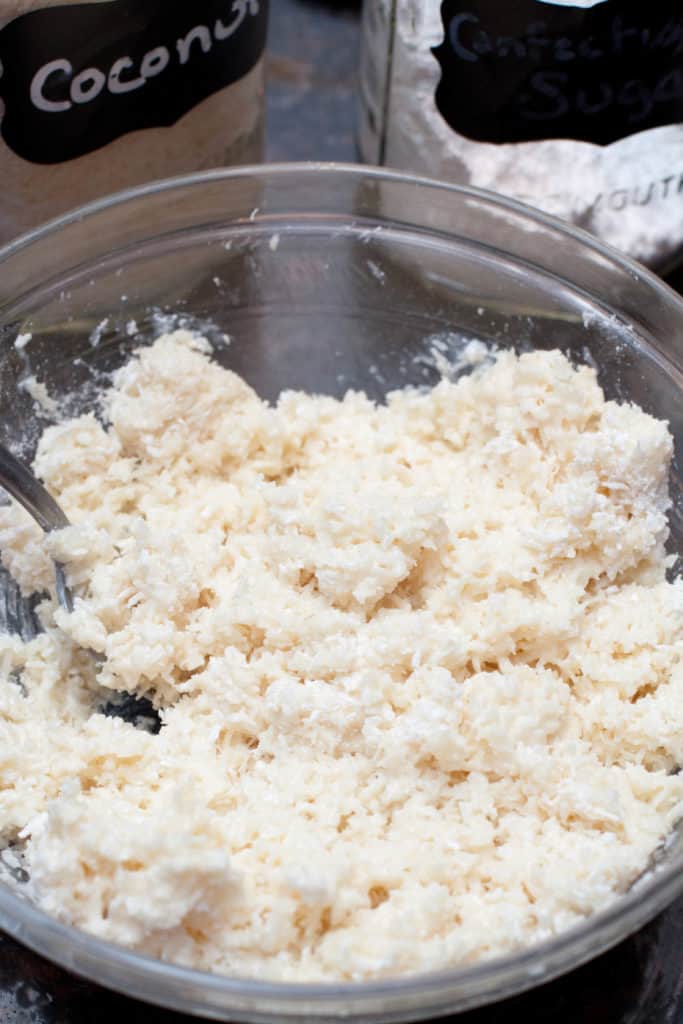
top-left (0, 0), bottom-right (268, 165)
top-left (432, 0), bottom-right (683, 146)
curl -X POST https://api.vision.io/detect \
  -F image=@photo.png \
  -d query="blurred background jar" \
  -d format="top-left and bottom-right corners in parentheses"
top-left (0, 0), bottom-right (267, 244)
top-left (358, 0), bottom-right (683, 271)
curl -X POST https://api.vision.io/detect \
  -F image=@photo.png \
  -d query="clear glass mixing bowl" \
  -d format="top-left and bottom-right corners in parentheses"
top-left (0, 164), bottom-right (682, 1022)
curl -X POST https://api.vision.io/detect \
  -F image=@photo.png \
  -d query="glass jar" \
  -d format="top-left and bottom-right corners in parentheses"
top-left (358, 0), bottom-right (683, 271)
top-left (0, 0), bottom-right (267, 244)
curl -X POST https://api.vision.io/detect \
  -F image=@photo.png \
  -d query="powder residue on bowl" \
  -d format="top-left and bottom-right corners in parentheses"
top-left (0, 329), bottom-right (682, 981)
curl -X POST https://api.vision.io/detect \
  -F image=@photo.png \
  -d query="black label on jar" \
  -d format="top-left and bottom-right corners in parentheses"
top-left (0, 0), bottom-right (268, 165)
top-left (432, 0), bottom-right (683, 146)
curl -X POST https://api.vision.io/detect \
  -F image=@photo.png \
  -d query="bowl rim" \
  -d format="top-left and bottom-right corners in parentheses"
top-left (1, 161), bottom-right (682, 1019)
top-left (1, 850), bottom-right (681, 1011)
top-left (0, 160), bottom-right (682, 313)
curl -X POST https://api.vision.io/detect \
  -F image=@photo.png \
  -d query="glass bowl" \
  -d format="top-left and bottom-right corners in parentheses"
top-left (0, 164), bottom-right (682, 1022)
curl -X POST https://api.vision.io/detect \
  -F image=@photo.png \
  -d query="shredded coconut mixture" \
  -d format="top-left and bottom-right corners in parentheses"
top-left (0, 329), bottom-right (682, 981)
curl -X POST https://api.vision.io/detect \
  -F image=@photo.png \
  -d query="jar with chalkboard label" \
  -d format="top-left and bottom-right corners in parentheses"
top-left (0, 0), bottom-right (268, 245)
top-left (358, 0), bottom-right (683, 270)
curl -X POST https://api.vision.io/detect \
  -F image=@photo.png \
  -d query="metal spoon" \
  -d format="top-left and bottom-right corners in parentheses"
top-left (0, 446), bottom-right (159, 727)
top-left (0, 443), bottom-right (73, 612)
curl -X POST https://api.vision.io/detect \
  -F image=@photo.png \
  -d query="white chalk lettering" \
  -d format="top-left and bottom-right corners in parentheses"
top-left (30, 58), bottom-right (72, 112)
top-left (140, 46), bottom-right (170, 79)
top-left (70, 66), bottom-right (106, 104)
top-left (28, 5), bottom-right (261, 114)
top-left (108, 56), bottom-right (145, 94)
top-left (176, 25), bottom-right (212, 64)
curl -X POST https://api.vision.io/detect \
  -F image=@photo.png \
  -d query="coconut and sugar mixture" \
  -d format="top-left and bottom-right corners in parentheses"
top-left (0, 329), bottom-right (682, 981)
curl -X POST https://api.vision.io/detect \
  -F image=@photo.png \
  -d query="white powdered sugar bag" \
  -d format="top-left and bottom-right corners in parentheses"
top-left (358, 0), bottom-right (683, 269)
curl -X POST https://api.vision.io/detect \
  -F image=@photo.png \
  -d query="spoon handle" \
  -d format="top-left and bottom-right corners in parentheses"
top-left (0, 443), bottom-right (69, 533)
top-left (0, 443), bottom-right (73, 611)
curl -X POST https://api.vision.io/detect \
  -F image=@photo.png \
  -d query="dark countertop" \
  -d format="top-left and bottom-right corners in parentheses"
top-left (2, 1), bottom-right (683, 1021)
